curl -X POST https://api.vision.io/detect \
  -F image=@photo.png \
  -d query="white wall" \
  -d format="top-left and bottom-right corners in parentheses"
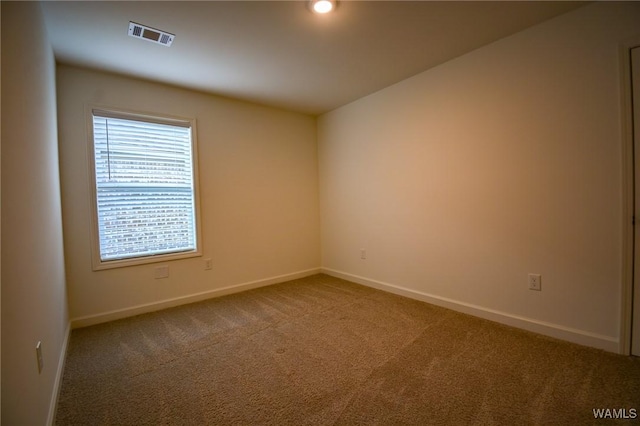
top-left (57, 66), bottom-right (320, 324)
top-left (319, 2), bottom-right (640, 352)
top-left (1, 2), bottom-right (70, 424)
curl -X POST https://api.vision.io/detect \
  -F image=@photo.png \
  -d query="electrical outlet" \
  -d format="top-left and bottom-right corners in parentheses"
top-left (205, 258), bottom-right (213, 270)
top-left (155, 265), bottom-right (169, 279)
top-left (36, 341), bottom-right (43, 374)
top-left (528, 274), bottom-right (542, 291)
top-left (360, 249), bottom-right (366, 260)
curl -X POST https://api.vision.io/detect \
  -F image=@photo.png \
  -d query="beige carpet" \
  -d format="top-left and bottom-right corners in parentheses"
top-left (55, 274), bottom-right (640, 425)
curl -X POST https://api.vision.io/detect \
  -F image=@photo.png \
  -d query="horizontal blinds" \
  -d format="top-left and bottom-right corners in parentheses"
top-left (93, 115), bottom-right (197, 261)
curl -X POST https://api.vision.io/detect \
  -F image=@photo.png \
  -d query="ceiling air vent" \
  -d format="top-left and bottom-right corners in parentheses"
top-left (128, 22), bottom-right (174, 47)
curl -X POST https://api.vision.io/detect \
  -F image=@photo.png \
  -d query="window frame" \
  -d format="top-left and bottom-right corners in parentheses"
top-left (86, 105), bottom-right (203, 271)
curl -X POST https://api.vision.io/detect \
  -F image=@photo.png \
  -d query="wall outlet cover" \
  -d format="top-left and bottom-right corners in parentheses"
top-left (155, 265), bottom-right (170, 279)
top-left (528, 273), bottom-right (542, 291)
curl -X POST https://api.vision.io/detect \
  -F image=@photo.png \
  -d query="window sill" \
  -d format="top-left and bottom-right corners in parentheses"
top-left (91, 249), bottom-right (201, 271)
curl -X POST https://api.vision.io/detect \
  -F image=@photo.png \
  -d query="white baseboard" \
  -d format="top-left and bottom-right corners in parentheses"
top-left (68, 266), bottom-right (619, 352)
top-left (48, 321), bottom-right (71, 426)
top-left (70, 268), bottom-right (321, 329)
top-left (322, 268), bottom-right (619, 353)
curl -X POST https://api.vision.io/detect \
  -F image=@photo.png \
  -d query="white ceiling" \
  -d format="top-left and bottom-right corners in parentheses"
top-left (41, 1), bottom-right (585, 115)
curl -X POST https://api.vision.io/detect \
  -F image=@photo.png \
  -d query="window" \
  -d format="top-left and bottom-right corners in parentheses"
top-left (88, 108), bottom-right (201, 269)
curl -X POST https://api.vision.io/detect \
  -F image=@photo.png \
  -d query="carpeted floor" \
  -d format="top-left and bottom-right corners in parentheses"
top-left (55, 274), bottom-right (640, 425)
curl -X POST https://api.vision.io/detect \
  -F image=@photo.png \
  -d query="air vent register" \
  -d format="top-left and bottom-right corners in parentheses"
top-left (128, 22), bottom-right (174, 47)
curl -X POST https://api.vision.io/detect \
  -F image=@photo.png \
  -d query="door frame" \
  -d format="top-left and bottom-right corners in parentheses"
top-left (621, 39), bottom-right (640, 355)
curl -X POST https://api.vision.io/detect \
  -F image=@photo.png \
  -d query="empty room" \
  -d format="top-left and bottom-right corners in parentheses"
top-left (2, 1), bottom-right (640, 424)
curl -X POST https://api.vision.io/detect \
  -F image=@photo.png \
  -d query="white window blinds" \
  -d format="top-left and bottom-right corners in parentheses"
top-left (92, 113), bottom-right (198, 262)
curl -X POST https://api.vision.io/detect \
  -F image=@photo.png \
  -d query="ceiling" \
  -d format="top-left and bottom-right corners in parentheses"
top-left (41, 1), bottom-right (585, 116)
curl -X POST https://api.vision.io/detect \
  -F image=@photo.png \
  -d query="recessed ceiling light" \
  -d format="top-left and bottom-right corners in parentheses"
top-left (310, 0), bottom-right (336, 14)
